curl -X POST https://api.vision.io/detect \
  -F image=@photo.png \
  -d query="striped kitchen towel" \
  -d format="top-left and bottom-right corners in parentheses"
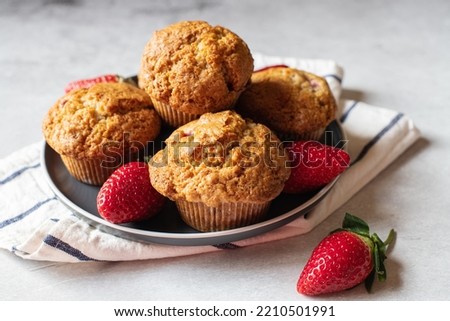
top-left (0, 54), bottom-right (421, 262)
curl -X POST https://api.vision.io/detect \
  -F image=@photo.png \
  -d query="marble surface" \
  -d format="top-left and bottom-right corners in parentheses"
top-left (1, 0), bottom-right (449, 300)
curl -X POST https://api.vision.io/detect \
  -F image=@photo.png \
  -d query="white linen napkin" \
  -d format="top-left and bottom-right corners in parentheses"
top-left (0, 54), bottom-right (421, 262)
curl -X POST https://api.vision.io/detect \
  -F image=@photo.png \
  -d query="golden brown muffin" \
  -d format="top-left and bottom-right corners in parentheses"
top-left (43, 82), bottom-right (161, 185)
top-left (149, 110), bottom-right (290, 232)
top-left (236, 66), bottom-right (337, 141)
top-left (139, 20), bottom-right (254, 127)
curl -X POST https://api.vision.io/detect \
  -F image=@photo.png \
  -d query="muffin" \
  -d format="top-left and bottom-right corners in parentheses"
top-left (149, 110), bottom-right (290, 232)
top-left (139, 20), bottom-right (254, 127)
top-left (43, 82), bottom-right (161, 185)
top-left (236, 66), bottom-right (337, 141)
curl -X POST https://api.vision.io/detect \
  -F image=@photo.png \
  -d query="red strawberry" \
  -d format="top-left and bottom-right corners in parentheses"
top-left (297, 213), bottom-right (395, 296)
top-left (97, 162), bottom-right (165, 224)
top-left (254, 64), bottom-right (289, 73)
top-left (283, 140), bottom-right (350, 194)
top-left (64, 74), bottom-right (123, 93)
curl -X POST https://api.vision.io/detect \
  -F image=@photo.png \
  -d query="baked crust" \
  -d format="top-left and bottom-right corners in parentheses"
top-left (139, 20), bottom-right (254, 115)
top-left (236, 67), bottom-right (337, 135)
top-left (149, 110), bottom-right (290, 207)
top-left (43, 82), bottom-right (161, 159)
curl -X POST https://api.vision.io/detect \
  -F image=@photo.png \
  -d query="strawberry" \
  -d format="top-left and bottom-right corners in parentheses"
top-left (297, 213), bottom-right (395, 296)
top-left (64, 74), bottom-right (127, 93)
top-left (283, 140), bottom-right (350, 194)
top-left (254, 64), bottom-right (289, 73)
top-left (97, 162), bottom-right (165, 224)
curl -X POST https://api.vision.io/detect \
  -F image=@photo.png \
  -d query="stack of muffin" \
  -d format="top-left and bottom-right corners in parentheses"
top-left (42, 20), bottom-right (337, 232)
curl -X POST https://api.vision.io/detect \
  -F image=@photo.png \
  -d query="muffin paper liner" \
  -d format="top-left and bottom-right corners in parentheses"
top-left (175, 200), bottom-right (271, 232)
top-left (152, 98), bottom-right (240, 128)
top-left (60, 155), bottom-right (121, 186)
top-left (152, 101), bottom-right (200, 127)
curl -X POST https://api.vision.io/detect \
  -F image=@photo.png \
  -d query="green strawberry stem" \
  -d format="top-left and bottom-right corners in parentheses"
top-left (338, 213), bottom-right (396, 293)
top-left (342, 212), bottom-right (370, 236)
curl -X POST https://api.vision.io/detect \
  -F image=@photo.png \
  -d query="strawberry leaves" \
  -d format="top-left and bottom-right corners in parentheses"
top-left (341, 212), bottom-right (370, 236)
top-left (297, 213), bottom-right (396, 296)
top-left (338, 213), bottom-right (396, 292)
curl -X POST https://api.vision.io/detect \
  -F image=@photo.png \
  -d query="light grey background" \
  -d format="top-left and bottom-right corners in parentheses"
top-left (0, 0), bottom-right (449, 300)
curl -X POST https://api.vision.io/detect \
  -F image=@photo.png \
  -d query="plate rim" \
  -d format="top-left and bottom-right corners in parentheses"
top-left (40, 121), bottom-right (345, 245)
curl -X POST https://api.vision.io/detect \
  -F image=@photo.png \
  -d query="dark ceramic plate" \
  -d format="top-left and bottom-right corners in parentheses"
top-left (41, 121), bottom-right (345, 246)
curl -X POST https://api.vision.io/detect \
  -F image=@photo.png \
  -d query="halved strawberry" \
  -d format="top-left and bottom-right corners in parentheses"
top-left (283, 140), bottom-right (350, 194)
top-left (297, 213), bottom-right (395, 296)
top-left (97, 162), bottom-right (165, 224)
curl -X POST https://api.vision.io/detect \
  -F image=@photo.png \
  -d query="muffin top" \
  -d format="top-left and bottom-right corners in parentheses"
top-left (149, 110), bottom-right (290, 207)
top-left (236, 67), bottom-right (337, 135)
top-left (43, 82), bottom-right (161, 159)
top-left (139, 20), bottom-right (254, 115)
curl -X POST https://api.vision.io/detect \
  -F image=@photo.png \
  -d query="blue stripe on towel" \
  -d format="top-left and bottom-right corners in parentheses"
top-left (213, 242), bottom-right (241, 249)
top-left (340, 101), bottom-right (359, 123)
top-left (43, 235), bottom-right (97, 261)
top-left (352, 113), bottom-right (405, 164)
top-left (0, 163), bottom-right (41, 185)
top-left (323, 74), bottom-right (343, 84)
top-left (10, 245), bottom-right (27, 256)
top-left (0, 196), bottom-right (57, 229)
